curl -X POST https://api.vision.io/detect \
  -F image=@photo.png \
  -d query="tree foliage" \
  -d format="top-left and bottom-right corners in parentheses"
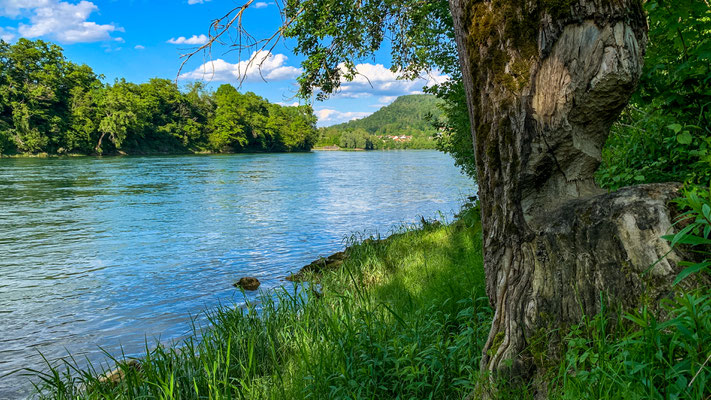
top-left (330, 94), bottom-right (443, 135)
top-left (0, 39), bottom-right (319, 156)
top-left (276, 0), bottom-right (710, 184)
top-left (281, 0), bottom-right (455, 99)
top-left (596, 0), bottom-right (711, 189)
top-left (278, 0), bottom-right (472, 170)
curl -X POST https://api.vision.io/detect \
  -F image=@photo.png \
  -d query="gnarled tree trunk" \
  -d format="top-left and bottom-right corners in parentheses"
top-left (448, 0), bottom-right (694, 394)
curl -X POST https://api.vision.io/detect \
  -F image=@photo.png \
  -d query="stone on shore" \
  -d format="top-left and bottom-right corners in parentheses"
top-left (234, 277), bottom-right (260, 290)
top-left (286, 251), bottom-right (347, 282)
top-left (98, 359), bottom-right (141, 385)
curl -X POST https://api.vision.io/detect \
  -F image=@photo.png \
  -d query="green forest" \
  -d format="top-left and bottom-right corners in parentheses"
top-left (316, 94), bottom-right (442, 149)
top-left (0, 39), bottom-right (319, 156)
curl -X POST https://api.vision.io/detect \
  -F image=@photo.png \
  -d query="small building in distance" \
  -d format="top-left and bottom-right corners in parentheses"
top-left (377, 135), bottom-right (413, 142)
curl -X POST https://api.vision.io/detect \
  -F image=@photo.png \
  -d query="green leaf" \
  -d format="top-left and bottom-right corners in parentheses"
top-left (676, 131), bottom-right (693, 145)
top-left (665, 223), bottom-right (697, 247)
top-left (668, 123), bottom-right (683, 134)
top-left (674, 261), bottom-right (711, 285)
top-left (675, 235), bottom-right (711, 246)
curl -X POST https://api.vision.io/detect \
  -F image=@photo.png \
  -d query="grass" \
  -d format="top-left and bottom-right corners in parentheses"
top-left (552, 292), bottom-right (711, 400)
top-left (30, 194), bottom-right (711, 399)
top-left (32, 205), bottom-right (491, 399)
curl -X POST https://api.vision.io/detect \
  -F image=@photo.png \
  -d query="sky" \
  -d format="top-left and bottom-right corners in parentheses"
top-left (0, 0), bottom-right (448, 126)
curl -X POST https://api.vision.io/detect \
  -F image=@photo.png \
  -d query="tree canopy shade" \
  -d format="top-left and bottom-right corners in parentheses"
top-left (0, 39), bottom-right (319, 156)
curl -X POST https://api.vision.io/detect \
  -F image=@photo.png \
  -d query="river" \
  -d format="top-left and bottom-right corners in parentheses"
top-left (0, 150), bottom-right (475, 398)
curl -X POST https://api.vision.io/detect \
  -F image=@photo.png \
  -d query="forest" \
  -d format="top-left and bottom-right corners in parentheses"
top-left (316, 94), bottom-right (443, 149)
top-left (0, 39), bottom-right (319, 156)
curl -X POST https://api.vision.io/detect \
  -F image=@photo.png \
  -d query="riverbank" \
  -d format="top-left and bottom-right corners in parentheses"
top-left (33, 205), bottom-right (490, 398)
top-left (29, 197), bottom-right (711, 399)
top-left (1, 147), bottom-right (442, 157)
top-left (312, 146), bottom-right (439, 151)
top-left (312, 145), bottom-right (364, 151)
top-left (0, 149), bottom-right (315, 158)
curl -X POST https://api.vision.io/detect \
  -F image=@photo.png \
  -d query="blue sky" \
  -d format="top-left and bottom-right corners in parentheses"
top-left (0, 0), bottom-right (447, 126)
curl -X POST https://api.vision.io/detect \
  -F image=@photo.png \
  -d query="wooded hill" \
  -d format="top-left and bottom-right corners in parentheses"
top-left (330, 94), bottom-right (442, 135)
top-left (316, 94), bottom-right (443, 149)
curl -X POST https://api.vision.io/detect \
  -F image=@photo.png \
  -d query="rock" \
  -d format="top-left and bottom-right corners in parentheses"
top-left (286, 251), bottom-right (348, 282)
top-left (98, 359), bottom-right (141, 385)
top-left (234, 277), bottom-right (260, 290)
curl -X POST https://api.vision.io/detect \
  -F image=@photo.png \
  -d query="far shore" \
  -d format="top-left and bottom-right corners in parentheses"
top-left (1, 147), bottom-right (440, 158)
top-left (312, 146), bottom-right (436, 151)
top-left (312, 146), bottom-right (364, 151)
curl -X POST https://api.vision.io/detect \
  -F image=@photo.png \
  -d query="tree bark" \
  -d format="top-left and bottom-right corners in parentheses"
top-left (447, 0), bottom-right (700, 395)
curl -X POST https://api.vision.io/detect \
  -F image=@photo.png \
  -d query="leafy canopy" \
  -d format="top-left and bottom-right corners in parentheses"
top-left (275, 0), bottom-right (709, 184)
top-left (0, 39), bottom-right (319, 156)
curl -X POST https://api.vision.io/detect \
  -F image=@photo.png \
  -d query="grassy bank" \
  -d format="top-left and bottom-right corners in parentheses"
top-left (34, 205), bottom-right (491, 399)
top-left (31, 195), bottom-right (711, 399)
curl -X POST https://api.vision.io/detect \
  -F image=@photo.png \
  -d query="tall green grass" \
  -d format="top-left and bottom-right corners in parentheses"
top-left (31, 190), bottom-right (711, 399)
top-left (32, 205), bottom-right (490, 399)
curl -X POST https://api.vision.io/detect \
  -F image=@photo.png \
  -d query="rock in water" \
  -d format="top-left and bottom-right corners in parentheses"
top-left (234, 277), bottom-right (260, 290)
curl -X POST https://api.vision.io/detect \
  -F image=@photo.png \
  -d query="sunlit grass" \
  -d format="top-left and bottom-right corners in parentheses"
top-left (32, 205), bottom-right (490, 399)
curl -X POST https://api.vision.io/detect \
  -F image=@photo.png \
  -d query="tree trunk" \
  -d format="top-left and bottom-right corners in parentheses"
top-left (447, 0), bottom-right (698, 394)
top-left (95, 130), bottom-right (107, 154)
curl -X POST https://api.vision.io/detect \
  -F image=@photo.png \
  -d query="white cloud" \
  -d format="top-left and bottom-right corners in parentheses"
top-left (254, 2), bottom-right (270, 8)
top-left (337, 92), bottom-right (371, 99)
top-left (134, 44), bottom-right (145, 50)
top-left (2, 0), bottom-right (122, 44)
top-left (180, 51), bottom-right (302, 82)
top-left (0, 27), bottom-right (16, 42)
top-left (377, 95), bottom-right (398, 105)
top-left (0, 0), bottom-right (50, 18)
top-left (167, 34), bottom-right (208, 45)
top-left (332, 63), bottom-right (448, 99)
top-left (277, 101), bottom-right (300, 107)
top-left (316, 109), bottom-right (372, 126)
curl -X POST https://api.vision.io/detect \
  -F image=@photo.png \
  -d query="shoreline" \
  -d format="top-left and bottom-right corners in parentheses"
top-left (31, 207), bottom-right (484, 398)
top-left (312, 147), bottom-right (437, 152)
top-left (0, 149), bottom-right (315, 159)
top-left (0, 148), bottom-right (442, 159)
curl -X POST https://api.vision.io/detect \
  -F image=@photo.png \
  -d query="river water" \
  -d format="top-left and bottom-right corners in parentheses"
top-left (0, 150), bottom-right (475, 398)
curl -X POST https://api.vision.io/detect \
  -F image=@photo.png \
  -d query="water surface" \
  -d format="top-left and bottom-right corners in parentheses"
top-left (0, 150), bottom-right (475, 398)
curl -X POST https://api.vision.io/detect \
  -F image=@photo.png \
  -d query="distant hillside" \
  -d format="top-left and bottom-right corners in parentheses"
top-left (316, 95), bottom-right (444, 150)
top-left (329, 94), bottom-right (443, 135)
